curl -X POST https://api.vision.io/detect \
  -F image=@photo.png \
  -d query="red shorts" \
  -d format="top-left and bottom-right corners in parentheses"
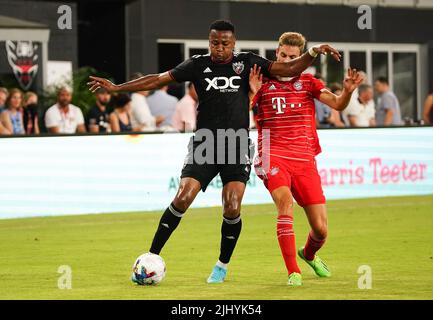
top-left (255, 156), bottom-right (326, 207)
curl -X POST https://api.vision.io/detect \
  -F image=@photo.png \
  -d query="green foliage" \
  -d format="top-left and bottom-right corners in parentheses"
top-left (40, 66), bottom-right (112, 115)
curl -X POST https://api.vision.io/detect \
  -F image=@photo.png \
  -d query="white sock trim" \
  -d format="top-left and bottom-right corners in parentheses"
top-left (216, 260), bottom-right (228, 270)
top-left (223, 215), bottom-right (241, 225)
top-left (168, 204), bottom-right (184, 218)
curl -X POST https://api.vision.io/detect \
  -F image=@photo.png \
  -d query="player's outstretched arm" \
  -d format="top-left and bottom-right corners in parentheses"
top-left (319, 68), bottom-right (364, 111)
top-left (249, 64), bottom-right (263, 109)
top-left (270, 44), bottom-right (341, 77)
top-left (422, 95), bottom-right (433, 124)
top-left (87, 72), bottom-right (175, 93)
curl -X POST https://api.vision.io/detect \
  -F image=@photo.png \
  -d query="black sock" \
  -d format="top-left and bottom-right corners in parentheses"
top-left (219, 215), bottom-right (242, 264)
top-left (149, 202), bottom-right (185, 254)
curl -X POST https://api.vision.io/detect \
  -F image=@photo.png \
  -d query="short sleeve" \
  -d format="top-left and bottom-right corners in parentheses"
top-left (44, 107), bottom-right (59, 128)
top-left (381, 94), bottom-right (396, 111)
top-left (169, 58), bottom-right (195, 83)
top-left (76, 108), bottom-right (85, 125)
top-left (248, 52), bottom-right (273, 78)
top-left (345, 101), bottom-right (359, 116)
top-left (311, 76), bottom-right (325, 100)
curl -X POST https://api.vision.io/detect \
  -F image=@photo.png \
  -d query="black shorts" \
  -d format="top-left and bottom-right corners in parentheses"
top-left (180, 136), bottom-right (255, 192)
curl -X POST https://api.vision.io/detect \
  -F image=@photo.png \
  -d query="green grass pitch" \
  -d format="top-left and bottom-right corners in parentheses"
top-left (0, 195), bottom-right (432, 300)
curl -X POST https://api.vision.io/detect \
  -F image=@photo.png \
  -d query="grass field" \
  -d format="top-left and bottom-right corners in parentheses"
top-left (0, 195), bottom-right (432, 300)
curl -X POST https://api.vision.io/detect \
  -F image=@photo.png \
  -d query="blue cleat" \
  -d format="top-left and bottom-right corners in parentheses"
top-left (207, 265), bottom-right (227, 284)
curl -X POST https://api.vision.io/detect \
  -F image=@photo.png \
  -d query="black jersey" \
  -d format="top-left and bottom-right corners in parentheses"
top-left (169, 52), bottom-right (273, 131)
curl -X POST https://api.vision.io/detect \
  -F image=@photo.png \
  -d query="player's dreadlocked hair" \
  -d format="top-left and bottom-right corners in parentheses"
top-left (209, 20), bottom-right (235, 33)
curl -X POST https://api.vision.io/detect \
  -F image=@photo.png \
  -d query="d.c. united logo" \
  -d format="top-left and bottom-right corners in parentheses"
top-left (6, 41), bottom-right (39, 90)
top-left (232, 61), bottom-right (244, 75)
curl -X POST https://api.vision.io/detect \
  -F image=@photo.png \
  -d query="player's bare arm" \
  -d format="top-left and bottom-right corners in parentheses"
top-left (248, 64), bottom-right (263, 109)
top-left (87, 72), bottom-right (174, 93)
top-left (270, 44), bottom-right (341, 77)
top-left (422, 94), bottom-right (433, 124)
top-left (318, 68), bottom-right (364, 111)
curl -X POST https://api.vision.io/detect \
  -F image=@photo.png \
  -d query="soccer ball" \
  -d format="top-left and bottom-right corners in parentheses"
top-left (131, 253), bottom-right (166, 285)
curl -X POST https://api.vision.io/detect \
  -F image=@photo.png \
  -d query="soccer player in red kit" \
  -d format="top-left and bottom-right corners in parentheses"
top-left (249, 32), bottom-right (363, 286)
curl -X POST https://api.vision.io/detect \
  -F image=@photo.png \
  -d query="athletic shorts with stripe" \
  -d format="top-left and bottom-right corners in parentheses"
top-left (254, 155), bottom-right (326, 207)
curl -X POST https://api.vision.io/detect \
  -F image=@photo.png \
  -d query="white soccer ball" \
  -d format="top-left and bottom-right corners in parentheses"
top-left (131, 253), bottom-right (166, 285)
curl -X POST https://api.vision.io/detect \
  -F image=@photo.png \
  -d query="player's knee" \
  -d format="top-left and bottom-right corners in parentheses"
top-left (274, 194), bottom-right (294, 216)
top-left (172, 194), bottom-right (193, 212)
top-left (223, 202), bottom-right (241, 218)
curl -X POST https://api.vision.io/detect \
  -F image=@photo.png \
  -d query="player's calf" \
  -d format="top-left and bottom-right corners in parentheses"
top-left (272, 187), bottom-right (301, 278)
top-left (208, 182), bottom-right (245, 284)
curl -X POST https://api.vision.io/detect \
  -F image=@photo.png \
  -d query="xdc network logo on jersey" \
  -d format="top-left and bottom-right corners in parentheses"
top-left (205, 76), bottom-right (241, 93)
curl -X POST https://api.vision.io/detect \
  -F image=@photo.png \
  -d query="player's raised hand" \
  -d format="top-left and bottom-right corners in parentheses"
top-left (343, 68), bottom-right (364, 93)
top-left (87, 76), bottom-right (119, 93)
top-left (249, 64), bottom-right (263, 95)
top-left (312, 44), bottom-right (342, 62)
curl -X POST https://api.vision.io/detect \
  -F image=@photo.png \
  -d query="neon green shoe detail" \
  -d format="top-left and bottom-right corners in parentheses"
top-left (287, 272), bottom-right (302, 286)
top-left (298, 247), bottom-right (331, 278)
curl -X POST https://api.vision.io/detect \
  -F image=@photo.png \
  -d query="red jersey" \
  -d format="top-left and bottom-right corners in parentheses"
top-left (253, 74), bottom-right (325, 162)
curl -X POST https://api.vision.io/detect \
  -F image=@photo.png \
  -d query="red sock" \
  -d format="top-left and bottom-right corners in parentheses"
top-left (303, 231), bottom-right (326, 261)
top-left (277, 215), bottom-right (301, 275)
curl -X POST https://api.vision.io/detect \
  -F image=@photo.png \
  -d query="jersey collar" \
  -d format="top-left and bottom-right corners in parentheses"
top-left (210, 53), bottom-right (234, 64)
top-left (276, 75), bottom-right (296, 82)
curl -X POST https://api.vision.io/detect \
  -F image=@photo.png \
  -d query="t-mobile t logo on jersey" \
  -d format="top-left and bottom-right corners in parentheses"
top-left (272, 97), bottom-right (302, 114)
top-left (205, 76), bottom-right (241, 92)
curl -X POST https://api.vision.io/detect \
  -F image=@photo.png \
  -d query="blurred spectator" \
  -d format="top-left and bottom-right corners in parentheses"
top-left (0, 119), bottom-right (10, 135)
top-left (344, 84), bottom-right (376, 127)
top-left (172, 82), bottom-right (198, 132)
top-left (374, 77), bottom-right (402, 126)
top-left (87, 88), bottom-right (111, 133)
top-left (129, 72), bottom-right (164, 131)
top-left (147, 86), bottom-right (178, 128)
top-left (329, 83), bottom-right (342, 95)
top-left (342, 71), bottom-right (369, 125)
top-left (314, 82), bottom-right (345, 128)
top-left (3, 88), bottom-right (25, 134)
top-left (45, 87), bottom-right (86, 134)
top-left (110, 93), bottom-right (133, 133)
top-left (0, 87), bottom-right (8, 112)
top-left (315, 99), bottom-right (340, 128)
top-left (23, 91), bottom-right (40, 135)
top-left (328, 83), bottom-right (346, 127)
top-left (422, 93), bottom-right (433, 124)
top-left (0, 87), bottom-right (11, 134)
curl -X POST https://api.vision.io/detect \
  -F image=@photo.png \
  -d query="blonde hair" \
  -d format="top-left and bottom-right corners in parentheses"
top-left (278, 32), bottom-right (306, 52)
top-left (24, 91), bottom-right (37, 104)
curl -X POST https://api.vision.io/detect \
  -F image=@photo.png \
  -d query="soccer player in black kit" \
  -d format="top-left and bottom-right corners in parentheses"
top-left (88, 20), bottom-right (341, 284)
